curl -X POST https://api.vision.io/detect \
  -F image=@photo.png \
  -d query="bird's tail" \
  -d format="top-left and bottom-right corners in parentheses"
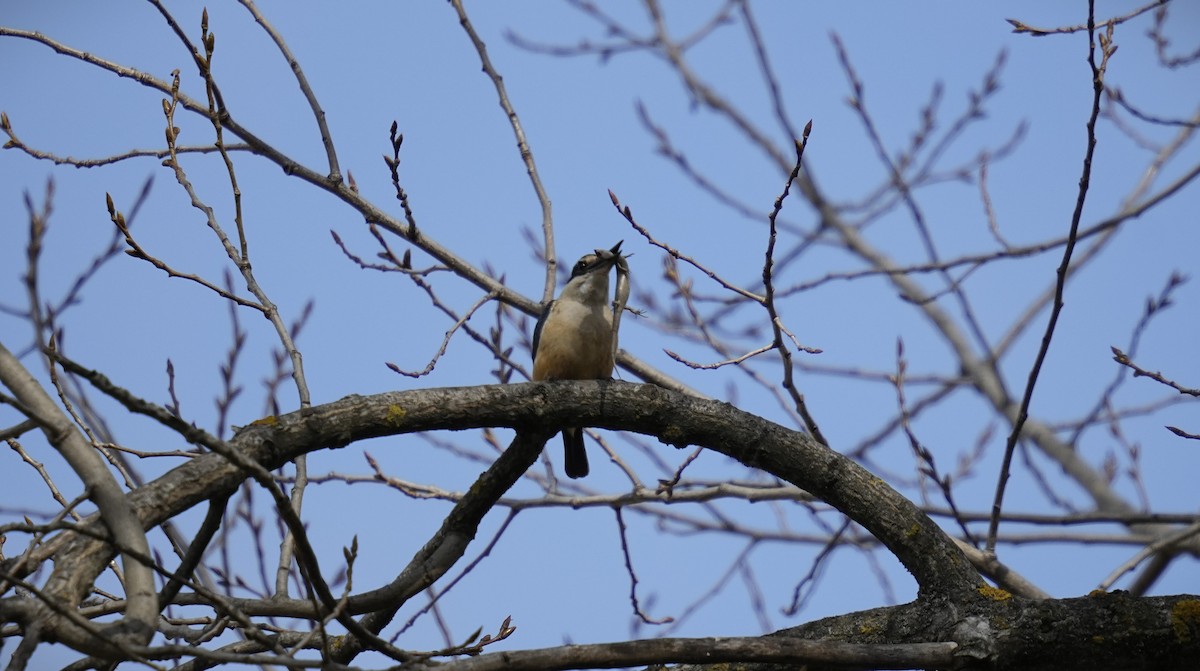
top-left (562, 428), bottom-right (589, 479)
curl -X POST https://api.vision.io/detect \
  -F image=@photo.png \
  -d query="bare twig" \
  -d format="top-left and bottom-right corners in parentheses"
top-left (237, 0), bottom-right (341, 181)
top-left (1111, 346), bottom-right (1199, 397)
top-left (783, 518), bottom-right (851, 616)
top-left (1164, 425), bottom-right (1199, 440)
top-left (1005, 0), bottom-right (1165, 37)
top-left (1068, 272), bottom-right (1189, 447)
top-left (761, 124), bottom-right (826, 445)
top-left (1098, 521), bottom-right (1200, 590)
top-left (2, 114), bottom-right (250, 166)
top-left (832, 32), bottom-right (996, 361)
top-left (392, 509), bottom-right (521, 638)
top-left (448, 0), bottom-right (556, 302)
top-left (0, 340), bottom-right (159, 647)
top-left (608, 189), bottom-right (763, 302)
top-left (893, 339), bottom-right (976, 546)
top-left (1106, 88), bottom-right (1200, 128)
top-left (987, 4), bottom-right (1115, 555)
top-left (387, 290), bottom-right (502, 378)
top-left (1148, 3), bottom-right (1200, 67)
top-left (614, 507), bottom-right (674, 625)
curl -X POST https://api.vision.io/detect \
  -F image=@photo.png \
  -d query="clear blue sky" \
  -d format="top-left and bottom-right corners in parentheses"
top-left (2, 2), bottom-right (1198, 668)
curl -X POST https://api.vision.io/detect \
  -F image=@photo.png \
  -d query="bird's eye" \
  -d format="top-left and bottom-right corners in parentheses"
top-left (570, 254), bottom-right (599, 278)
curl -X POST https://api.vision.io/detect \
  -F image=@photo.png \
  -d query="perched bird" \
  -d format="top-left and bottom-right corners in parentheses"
top-left (532, 241), bottom-right (624, 478)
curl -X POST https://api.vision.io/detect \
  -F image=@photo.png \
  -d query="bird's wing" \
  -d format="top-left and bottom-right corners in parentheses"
top-left (530, 300), bottom-right (554, 363)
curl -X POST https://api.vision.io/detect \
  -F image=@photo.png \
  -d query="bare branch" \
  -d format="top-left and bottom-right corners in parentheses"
top-left (614, 507), bottom-right (673, 625)
top-left (761, 125), bottom-right (826, 445)
top-left (237, 0), bottom-right (342, 182)
top-left (429, 634), bottom-right (958, 671)
top-left (0, 341), bottom-right (158, 649)
top-left (987, 6), bottom-right (1115, 556)
top-left (448, 0), bottom-right (556, 303)
top-left (1112, 346), bottom-right (1200, 397)
top-left (1006, 0), bottom-right (1166, 37)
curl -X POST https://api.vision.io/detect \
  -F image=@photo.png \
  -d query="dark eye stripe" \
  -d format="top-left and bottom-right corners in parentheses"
top-left (571, 254), bottom-right (601, 278)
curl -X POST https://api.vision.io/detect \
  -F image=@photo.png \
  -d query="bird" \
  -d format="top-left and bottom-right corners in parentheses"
top-left (531, 241), bottom-right (624, 478)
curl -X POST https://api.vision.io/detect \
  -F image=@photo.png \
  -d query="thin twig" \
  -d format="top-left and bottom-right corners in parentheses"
top-left (448, 0), bottom-right (556, 302)
top-left (1106, 88), bottom-right (1200, 128)
top-left (782, 518), bottom-right (851, 616)
top-left (608, 189), bottom-right (763, 303)
top-left (1005, 0), bottom-right (1166, 36)
top-left (237, 0), bottom-right (341, 181)
top-left (614, 507), bottom-right (674, 625)
top-left (1, 114), bottom-right (250, 166)
top-left (987, 4), bottom-right (1115, 555)
top-left (892, 339), bottom-right (977, 546)
top-left (1111, 346), bottom-right (1199, 397)
top-left (832, 32), bottom-right (996, 362)
top-left (1147, 4), bottom-right (1200, 68)
top-left (761, 124), bottom-right (825, 445)
top-left (1097, 521), bottom-right (1200, 590)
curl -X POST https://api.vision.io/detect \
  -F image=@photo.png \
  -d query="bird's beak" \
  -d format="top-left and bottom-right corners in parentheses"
top-left (594, 240), bottom-right (623, 264)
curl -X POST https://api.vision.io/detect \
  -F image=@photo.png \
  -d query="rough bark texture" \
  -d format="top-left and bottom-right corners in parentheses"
top-left (744, 591), bottom-right (1200, 670)
top-left (4, 382), bottom-right (1197, 668)
top-left (6, 382), bottom-right (982, 604)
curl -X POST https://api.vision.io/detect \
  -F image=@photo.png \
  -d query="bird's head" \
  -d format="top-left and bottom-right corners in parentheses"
top-left (569, 240), bottom-right (623, 280)
top-left (562, 240), bottom-right (624, 303)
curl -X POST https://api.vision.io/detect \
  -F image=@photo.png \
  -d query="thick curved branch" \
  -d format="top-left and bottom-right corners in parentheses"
top-left (7, 381), bottom-right (983, 618)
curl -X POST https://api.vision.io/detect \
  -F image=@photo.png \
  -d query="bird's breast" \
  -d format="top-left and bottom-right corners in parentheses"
top-left (532, 301), bottom-right (614, 381)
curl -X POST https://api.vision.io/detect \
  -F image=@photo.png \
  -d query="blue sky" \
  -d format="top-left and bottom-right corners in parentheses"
top-left (2, 2), bottom-right (1198, 667)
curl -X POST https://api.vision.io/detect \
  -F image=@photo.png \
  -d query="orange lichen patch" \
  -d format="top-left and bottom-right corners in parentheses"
top-left (1171, 599), bottom-right (1200, 643)
top-left (250, 415), bottom-right (278, 427)
top-left (978, 585), bottom-right (1012, 601)
top-left (386, 404), bottom-right (407, 426)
